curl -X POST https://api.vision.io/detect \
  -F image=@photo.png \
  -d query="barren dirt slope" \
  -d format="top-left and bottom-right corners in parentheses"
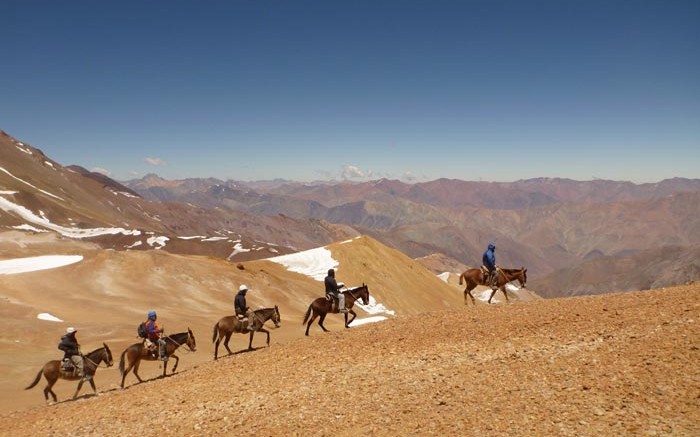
top-left (1, 285), bottom-right (698, 436)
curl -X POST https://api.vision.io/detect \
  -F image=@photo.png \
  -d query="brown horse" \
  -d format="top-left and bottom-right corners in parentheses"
top-left (118, 329), bottom-right (196, 388)
top-left (459, 267), bottom-right (528, 305)
top-left (25, 343), bottom-right (114, 403)
top-left (212, 306), bottom-right (281, 359)
top-left (302, 284), bottom-right (370, 336)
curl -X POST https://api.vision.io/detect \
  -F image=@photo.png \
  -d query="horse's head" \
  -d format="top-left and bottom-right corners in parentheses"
top-left (186, 328), bottom-right (197, 352)
top-left (272, 305), bottom-right (281, 328)
top-left (358, 283), bottom-right (370, 305)
top-left (102, 343), bottom-right (114, 367)
top-left (517, 268), bottom-right (527, 288)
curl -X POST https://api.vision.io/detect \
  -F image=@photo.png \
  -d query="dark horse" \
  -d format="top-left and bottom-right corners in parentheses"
top-left (118, 329), bottom-right (197, 388)
top-left (25, 343), bottom-right (114, 403)
top-left (302, 284), bottom-right (370, 336)
top-left (212, 306), bottom-right (281, 359)
top-left (459, 267), bottom-right (528, 305)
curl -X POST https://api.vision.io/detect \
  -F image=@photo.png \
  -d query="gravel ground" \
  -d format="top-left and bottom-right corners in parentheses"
top-left (1, 284), bottom-right (698, 436)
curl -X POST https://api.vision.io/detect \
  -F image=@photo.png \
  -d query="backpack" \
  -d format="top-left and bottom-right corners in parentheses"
top-left (137, 322), bottom-right (148, 339)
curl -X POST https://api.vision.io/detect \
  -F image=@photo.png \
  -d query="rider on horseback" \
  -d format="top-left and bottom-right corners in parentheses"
top-left (482, 243), bottom-right (498, 291)
top-left (325, 268), bottom-right (347, 313)
top-left (144, 310), bottom-right (167, 361)
top-left (235, 285), bottom-right (258, 332)
top-left (58, 327), bottom-right (83, 377)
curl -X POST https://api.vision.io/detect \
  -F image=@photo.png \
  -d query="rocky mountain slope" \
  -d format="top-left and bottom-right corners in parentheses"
top-left (124, 172), bottom-right (700, 297)
top-left (1, 284), bottom-right (697, 436)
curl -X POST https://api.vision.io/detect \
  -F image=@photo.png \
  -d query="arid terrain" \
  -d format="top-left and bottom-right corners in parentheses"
top-left (0, 283), bottom-right (698, 436)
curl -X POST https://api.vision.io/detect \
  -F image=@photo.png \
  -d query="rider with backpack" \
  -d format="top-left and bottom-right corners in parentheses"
top-left (142, 310), bottom-right (167, 361)
top-left (58, 327), bottom-right (83, 377)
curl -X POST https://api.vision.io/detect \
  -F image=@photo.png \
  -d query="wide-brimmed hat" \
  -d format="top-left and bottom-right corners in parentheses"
top-left (239, 284), bottom-right (248, 291)
top-left (66, 327), bottom-right (77, 334)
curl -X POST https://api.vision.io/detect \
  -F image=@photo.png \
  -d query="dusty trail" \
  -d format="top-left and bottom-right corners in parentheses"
top-left (1, 285), bottom-right (698, 436)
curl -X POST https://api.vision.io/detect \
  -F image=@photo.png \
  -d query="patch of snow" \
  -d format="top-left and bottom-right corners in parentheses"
top-left (227, 242), bottom-right (251, 259)
top-left (355, 295), bottom-right (396, 316)
top-left (146, 236), bottom-right (169, 249)
top-left (348, 315), bottom-right (387, 326)
top-left (268, 247), bottom-right (338, 281)
top-left (0, 166), bottom-right (64, 200)
top-left (178, 236), bottom-right (207, 240)
top-left (0, 196), bottom-right (142, 238)
top-left (37, 313), bottom-right (63, 322)
top-left (0, 191), bottom-right (19, 195)
top-left (12, 224), bottom-right (49, 233)
top-left (16, 145), bottom-right (33, 155)
top-left (201, 237), bottom-right (228, 242)
top-left (125, 241), bottom-right (143, 249)
top-left (118, 191), bottom-right (138, 198)
top-left (437, 272), bottom-right (450, 282)
top-left (0, 255), bottom-right (83, 275)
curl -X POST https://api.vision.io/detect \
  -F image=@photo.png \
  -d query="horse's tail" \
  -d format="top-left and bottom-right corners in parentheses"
top-left (25, 369), bottom-right (43, 390)
top-left (302, 304), bottom-right (312, 325)
top-left (212, 322), bottom-right (219, 344)
top-left (119, 348), bottom-right (128, 376)
top-left (459, 271), bottom-right (464, 285)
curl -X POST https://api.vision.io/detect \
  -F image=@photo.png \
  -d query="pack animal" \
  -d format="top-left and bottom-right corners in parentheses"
top-left (118, 329), bottom-right (197, 388)
top-left (25, 344), bottom-right (114, 403)
top-left (459, 267), bottom-right (527, 305)
top-left (212, 306), bottom-right (281, 360)
top-left (302, 284), bottom-right (370, 336)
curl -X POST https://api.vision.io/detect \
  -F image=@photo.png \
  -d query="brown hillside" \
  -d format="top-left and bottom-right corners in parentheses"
top-left (1, 285), bottom-right (698, 436)
top-left (0, 233), bottom-right (459, 413)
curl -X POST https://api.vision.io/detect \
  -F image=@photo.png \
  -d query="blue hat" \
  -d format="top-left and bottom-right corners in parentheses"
top-left (488, 243), bottom-right (496, 250)
top-left (148, 310), bottom-right (157, 319)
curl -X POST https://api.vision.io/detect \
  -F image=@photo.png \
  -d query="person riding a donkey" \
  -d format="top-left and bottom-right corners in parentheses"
top-left (235, 284), bottom-right (258, 332)
top-left (482, 243), bottom-right (498, 291)
top-left (57, 327), bottom-right (83, 377)
top-left (325, 268), bottom-right (347, 313)
top-left (144, 310), bottom-right (167, 361)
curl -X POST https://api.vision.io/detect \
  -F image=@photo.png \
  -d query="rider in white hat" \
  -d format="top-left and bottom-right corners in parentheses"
top-left (234, 285), bottom-right (257, 332)
top-left (58, 327), bottom-right (83, 377)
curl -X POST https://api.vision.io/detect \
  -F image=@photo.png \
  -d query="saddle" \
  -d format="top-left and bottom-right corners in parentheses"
top-left (61, 358), bottom-right (81, 377)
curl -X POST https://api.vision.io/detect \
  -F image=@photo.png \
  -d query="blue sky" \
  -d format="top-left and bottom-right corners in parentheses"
top-left (2, 1), bottom-right (698, 183)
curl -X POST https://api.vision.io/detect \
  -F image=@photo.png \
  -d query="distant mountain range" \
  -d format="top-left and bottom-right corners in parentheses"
top-left (1, 129), bottom-right (698, 296)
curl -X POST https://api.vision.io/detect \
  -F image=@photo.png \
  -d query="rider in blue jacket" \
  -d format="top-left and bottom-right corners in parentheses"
top-left (482, 243), bottom-right (498, 290)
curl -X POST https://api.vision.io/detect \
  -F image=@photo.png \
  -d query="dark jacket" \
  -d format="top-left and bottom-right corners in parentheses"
top-left (234, 290), bottom-right (248, 316)
top-left (482, 244), bottom-right (496, 271)
top-left (58, 333), bottom-right (80, 357)
top-left (325, 275), bottom-right (342, 295)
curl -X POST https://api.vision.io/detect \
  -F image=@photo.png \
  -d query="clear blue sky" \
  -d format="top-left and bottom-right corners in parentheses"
top-left (2, 1), bottom-right (698, 183)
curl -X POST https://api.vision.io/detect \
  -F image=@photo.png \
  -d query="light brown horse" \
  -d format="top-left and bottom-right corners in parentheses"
top-left (118, 329), bottom-right (196, 388)
top-left (212, 306), bottom-right (281, 360)
top-left (302, 284), bottom-right (370, 336)
top-left (459, 267), bottom-right (527, 305)
top-left (25, 343), bottom-right (114, 403)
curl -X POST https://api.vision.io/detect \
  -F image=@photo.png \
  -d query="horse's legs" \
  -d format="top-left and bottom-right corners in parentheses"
top-left (258, 328), bottom-right (270, 346)
top-left (488, 288), bottom-right (498, 304)
top-left (44, 377), bottom-right (57, 403)
top-left (223, 333), bottom-right (233, 355)
top-left (345, 310), bottom-right (356, 327)
top-left (89, 377), bottom-right (97, 395)
top-left (214, 336), bottom-right (221, 360)
top-left (502, 286), bottom-right (510, 302)
top-left (170, 354), bottom-right (180, 373)
top-left (121, 353), bottom-right (137, 388)
top-left (72, 378), bottom-right (85, 399)
top-left (248, 331), bottom-right (254, 350)
top-left (132, 360), bottom-right (144, 383)
top-left (305, 311), bottom-right (319, 336)
top-left (317, 313), bottom-right (329, 332)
